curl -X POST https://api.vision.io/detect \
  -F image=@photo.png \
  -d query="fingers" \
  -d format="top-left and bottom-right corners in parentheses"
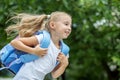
top-left (57, 53), bottom-right (66, 62)
top-left (39, 48), bottom-right (48, 57)
top-left (34, 44), bottom-right (48, 57)
top-left (58, 52), bottom-right (65, 57)
top-left (57, 53), bottom-right (69, 66)
top-left (41, 48), bottom-right (48, 51)
top-left (40, 53), bottom-right (46, 57)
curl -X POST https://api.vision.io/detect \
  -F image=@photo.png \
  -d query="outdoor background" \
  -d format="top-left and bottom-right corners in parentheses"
top-left (0, 0), bottom-right (120, 80)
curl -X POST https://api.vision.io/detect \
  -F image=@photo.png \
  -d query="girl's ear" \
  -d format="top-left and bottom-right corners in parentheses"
top-left (49, 21), bottom-right (55, 29)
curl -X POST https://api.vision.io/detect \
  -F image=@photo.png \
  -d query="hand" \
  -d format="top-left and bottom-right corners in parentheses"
top-left (33, 44), bottom-right (48, 57)
top-left (57, 52), bottom-right (69, 66)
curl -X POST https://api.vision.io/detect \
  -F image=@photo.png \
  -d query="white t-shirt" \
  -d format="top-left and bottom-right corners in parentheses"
top-left (34, 34), bottom-right (61, 74)
top-left (13, 34), bottom-right (61, 80)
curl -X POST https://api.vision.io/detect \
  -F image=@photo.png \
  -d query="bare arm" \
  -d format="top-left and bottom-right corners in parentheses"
top-left (51, 53), bottom-right (69, 78)
top-left (10, 36), bottom-right (47, 56)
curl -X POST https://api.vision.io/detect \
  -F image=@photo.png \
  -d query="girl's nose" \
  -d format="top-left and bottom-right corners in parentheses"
top-left (68, 26), bottom-right (71, 32)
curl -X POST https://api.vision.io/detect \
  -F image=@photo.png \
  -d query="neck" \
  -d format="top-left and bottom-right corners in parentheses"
top-left (51, 34), bottom-right (61, 49)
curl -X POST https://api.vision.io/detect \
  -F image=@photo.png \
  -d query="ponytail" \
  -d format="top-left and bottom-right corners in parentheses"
top-left (5, 13), bottom-right (48, 37)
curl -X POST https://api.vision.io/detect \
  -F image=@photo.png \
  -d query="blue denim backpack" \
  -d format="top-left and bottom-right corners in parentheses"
top-left (0, 30), bottom-right (70, 74)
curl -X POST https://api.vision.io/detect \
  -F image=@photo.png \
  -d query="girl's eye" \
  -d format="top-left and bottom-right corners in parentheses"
top-left (65, 23), bottom-right (69, 26)
top-left (65, 23), bottom-right (68, 25)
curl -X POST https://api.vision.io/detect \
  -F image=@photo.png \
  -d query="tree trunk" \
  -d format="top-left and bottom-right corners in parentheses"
top-left (101, 60), bottom-right (119, 80)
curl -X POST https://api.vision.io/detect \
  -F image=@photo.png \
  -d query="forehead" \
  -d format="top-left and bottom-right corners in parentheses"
top-left (60, 15), bottom-right (71, 20)
top-left (55, 15), bottom-right (72, 23)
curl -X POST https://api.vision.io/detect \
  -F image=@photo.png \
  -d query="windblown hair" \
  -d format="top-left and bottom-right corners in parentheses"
top-left (6, 13), bottom-right (48, 37)
top-left (5, 11), bottom-right (71, 37)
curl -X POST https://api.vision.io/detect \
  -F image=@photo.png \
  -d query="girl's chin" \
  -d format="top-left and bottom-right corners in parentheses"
top-left (63, 36), bottom-right (68, 39)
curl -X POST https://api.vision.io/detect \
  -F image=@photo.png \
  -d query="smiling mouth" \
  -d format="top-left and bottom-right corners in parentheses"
top-left (65, 30), bottom-right (70, 35)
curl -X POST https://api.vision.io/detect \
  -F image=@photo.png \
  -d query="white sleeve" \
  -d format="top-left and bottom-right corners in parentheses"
top-left (35, 34), bottom-right (44, 44)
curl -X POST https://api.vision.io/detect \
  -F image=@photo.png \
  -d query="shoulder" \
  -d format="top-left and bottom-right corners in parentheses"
top-left (35, 33), bottom-right (44, 44)
top-left (35, 30), bottom-right (51, 48)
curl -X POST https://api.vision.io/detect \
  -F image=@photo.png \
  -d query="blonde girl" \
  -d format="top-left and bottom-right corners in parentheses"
top-left (6, 11), bottom-right (72, 80)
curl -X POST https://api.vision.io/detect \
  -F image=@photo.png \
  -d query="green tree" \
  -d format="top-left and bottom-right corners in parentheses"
top-left (66, 0), bottom-right (120, 80)
top-left (0, 0), bottom-right (120, 80)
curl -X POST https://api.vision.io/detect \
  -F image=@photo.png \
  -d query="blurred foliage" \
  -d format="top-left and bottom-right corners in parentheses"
top-left (0, 0), bottom-right (120, 80)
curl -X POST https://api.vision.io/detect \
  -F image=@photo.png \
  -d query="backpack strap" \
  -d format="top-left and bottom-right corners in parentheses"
top-left (20, 30), bottom-right (51, 63)
top-left (60, 40), bottom-right (70, 56)
top-left (55, 41), bottom-right (70, 66)
top-left (35, 30), bottom-right (51, 48)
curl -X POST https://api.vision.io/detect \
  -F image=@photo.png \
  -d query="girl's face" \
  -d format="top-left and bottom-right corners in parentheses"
top-left (50, 15), bottom-right (72, 39)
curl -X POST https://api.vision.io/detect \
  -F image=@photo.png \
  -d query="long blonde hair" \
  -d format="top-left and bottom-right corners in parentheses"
top-left (5, 11), bottom-right (71, 37)
top-left (6, 13), bottom-right (48, 37)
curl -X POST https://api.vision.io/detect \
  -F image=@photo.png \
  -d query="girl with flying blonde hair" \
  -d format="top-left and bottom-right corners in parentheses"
top-left (6, 11), bottom-right (72, 80)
